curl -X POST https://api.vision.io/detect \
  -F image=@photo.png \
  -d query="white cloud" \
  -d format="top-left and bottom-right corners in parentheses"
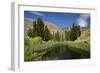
top-left (80, 14), bottom-right (90, 19)
top-left (77, 18), bottom-right (87, 27)
top-left (31, 11), bottom-right (44, 16)
top-left (77, 14), bottom-right (90, 27)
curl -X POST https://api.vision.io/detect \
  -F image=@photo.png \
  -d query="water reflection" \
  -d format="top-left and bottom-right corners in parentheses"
top-left (40, 44), bottom-right (90, 60)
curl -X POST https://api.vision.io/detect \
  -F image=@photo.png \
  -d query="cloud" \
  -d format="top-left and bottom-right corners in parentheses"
top-left (80, 14), bottom-right (90, 19)
top-left (76, 14), bottom-right (90, 27)
top-left (30, 11), bottom-right (44, 16)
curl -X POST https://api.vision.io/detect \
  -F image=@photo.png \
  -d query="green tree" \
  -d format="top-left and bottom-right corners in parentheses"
top-left (52, 32), bottom-right (56, 41)
top-left (70, 23), bottom-right (81, 41)
top-left (61, 34), bottom-right (64, 41)
top-left (33, 18), bottom-right (45, 39)
top-left (28, 18), bottom-right (52, 41)
top-left (37, 18), bottom-right (45, 38)
top-left (70, 23), bottom-right (77, 41)
top-left (27, 28), bottom-right (34, 38)
top-left (30, 18), bottom-right (45, 40)
top-left (44, 25), bottom-right (52, 41)
top-left (33, 21), bottom-right (37, 36)
top-left (76, 25), bottom-right (81, 37)
top-left (65, 30), bottom-right (70, 41)
top-left (55, 31), bottom-right (60, 41)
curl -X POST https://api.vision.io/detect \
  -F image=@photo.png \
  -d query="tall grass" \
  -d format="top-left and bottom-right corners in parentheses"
top-left (24, 40), bottom-right (90, 61)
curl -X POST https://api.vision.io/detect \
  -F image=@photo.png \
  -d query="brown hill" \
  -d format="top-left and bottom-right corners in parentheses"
top-left (24, 18), bottom-right (64, 34)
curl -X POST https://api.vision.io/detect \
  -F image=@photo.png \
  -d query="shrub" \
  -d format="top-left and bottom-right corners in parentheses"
top-left (24, 36), bottom-right (31, 47)
top-left (30, 36), bottom-right (42, 45)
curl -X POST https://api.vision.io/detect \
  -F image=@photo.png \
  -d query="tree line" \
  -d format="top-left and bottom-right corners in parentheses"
top-left (27, 18), bottom-right (81, 41)
top-left (27, 18), bottom-right (52, 41)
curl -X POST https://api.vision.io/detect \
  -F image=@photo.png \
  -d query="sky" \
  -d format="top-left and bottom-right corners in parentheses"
top-left (24, 11), bottom-right (90, 28)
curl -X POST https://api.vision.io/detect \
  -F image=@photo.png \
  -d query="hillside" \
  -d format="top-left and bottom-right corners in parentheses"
top-left (75, 28), bottom-right (90, 43)
top-left (24, 18), bottom-right (65, 35)
top-left (24, 18), bottom-right (33, 35)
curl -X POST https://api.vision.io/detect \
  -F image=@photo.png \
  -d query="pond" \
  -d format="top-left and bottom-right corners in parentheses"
top-left (40, 44), bottom-right (90, 60)
top-left (24, 42), bottom-right (90, 61)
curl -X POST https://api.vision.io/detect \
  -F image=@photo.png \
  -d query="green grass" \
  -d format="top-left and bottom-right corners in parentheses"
top-left (24, 40), bottom-right (90, 61)
top-left (67, 41), bottom-right (90, 52)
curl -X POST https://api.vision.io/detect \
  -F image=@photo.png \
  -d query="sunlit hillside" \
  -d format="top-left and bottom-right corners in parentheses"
top-left (76, 28), bottom-right (90, 43)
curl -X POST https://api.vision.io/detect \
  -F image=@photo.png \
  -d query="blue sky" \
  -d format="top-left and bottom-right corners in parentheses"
top-left (24, 11), bottom-right (90, 28)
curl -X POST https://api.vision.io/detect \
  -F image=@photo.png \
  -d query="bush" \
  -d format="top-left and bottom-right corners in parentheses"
top-left (24, 36), bottom-right (31, 47)
top-left (30, 36), bottom-right (42, 45)
top-left (24, 36), bottom-right (43, 61)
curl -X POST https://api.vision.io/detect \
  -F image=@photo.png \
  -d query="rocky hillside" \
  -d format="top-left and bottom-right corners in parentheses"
top-left (75, 28), bottom-right (90, 43)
